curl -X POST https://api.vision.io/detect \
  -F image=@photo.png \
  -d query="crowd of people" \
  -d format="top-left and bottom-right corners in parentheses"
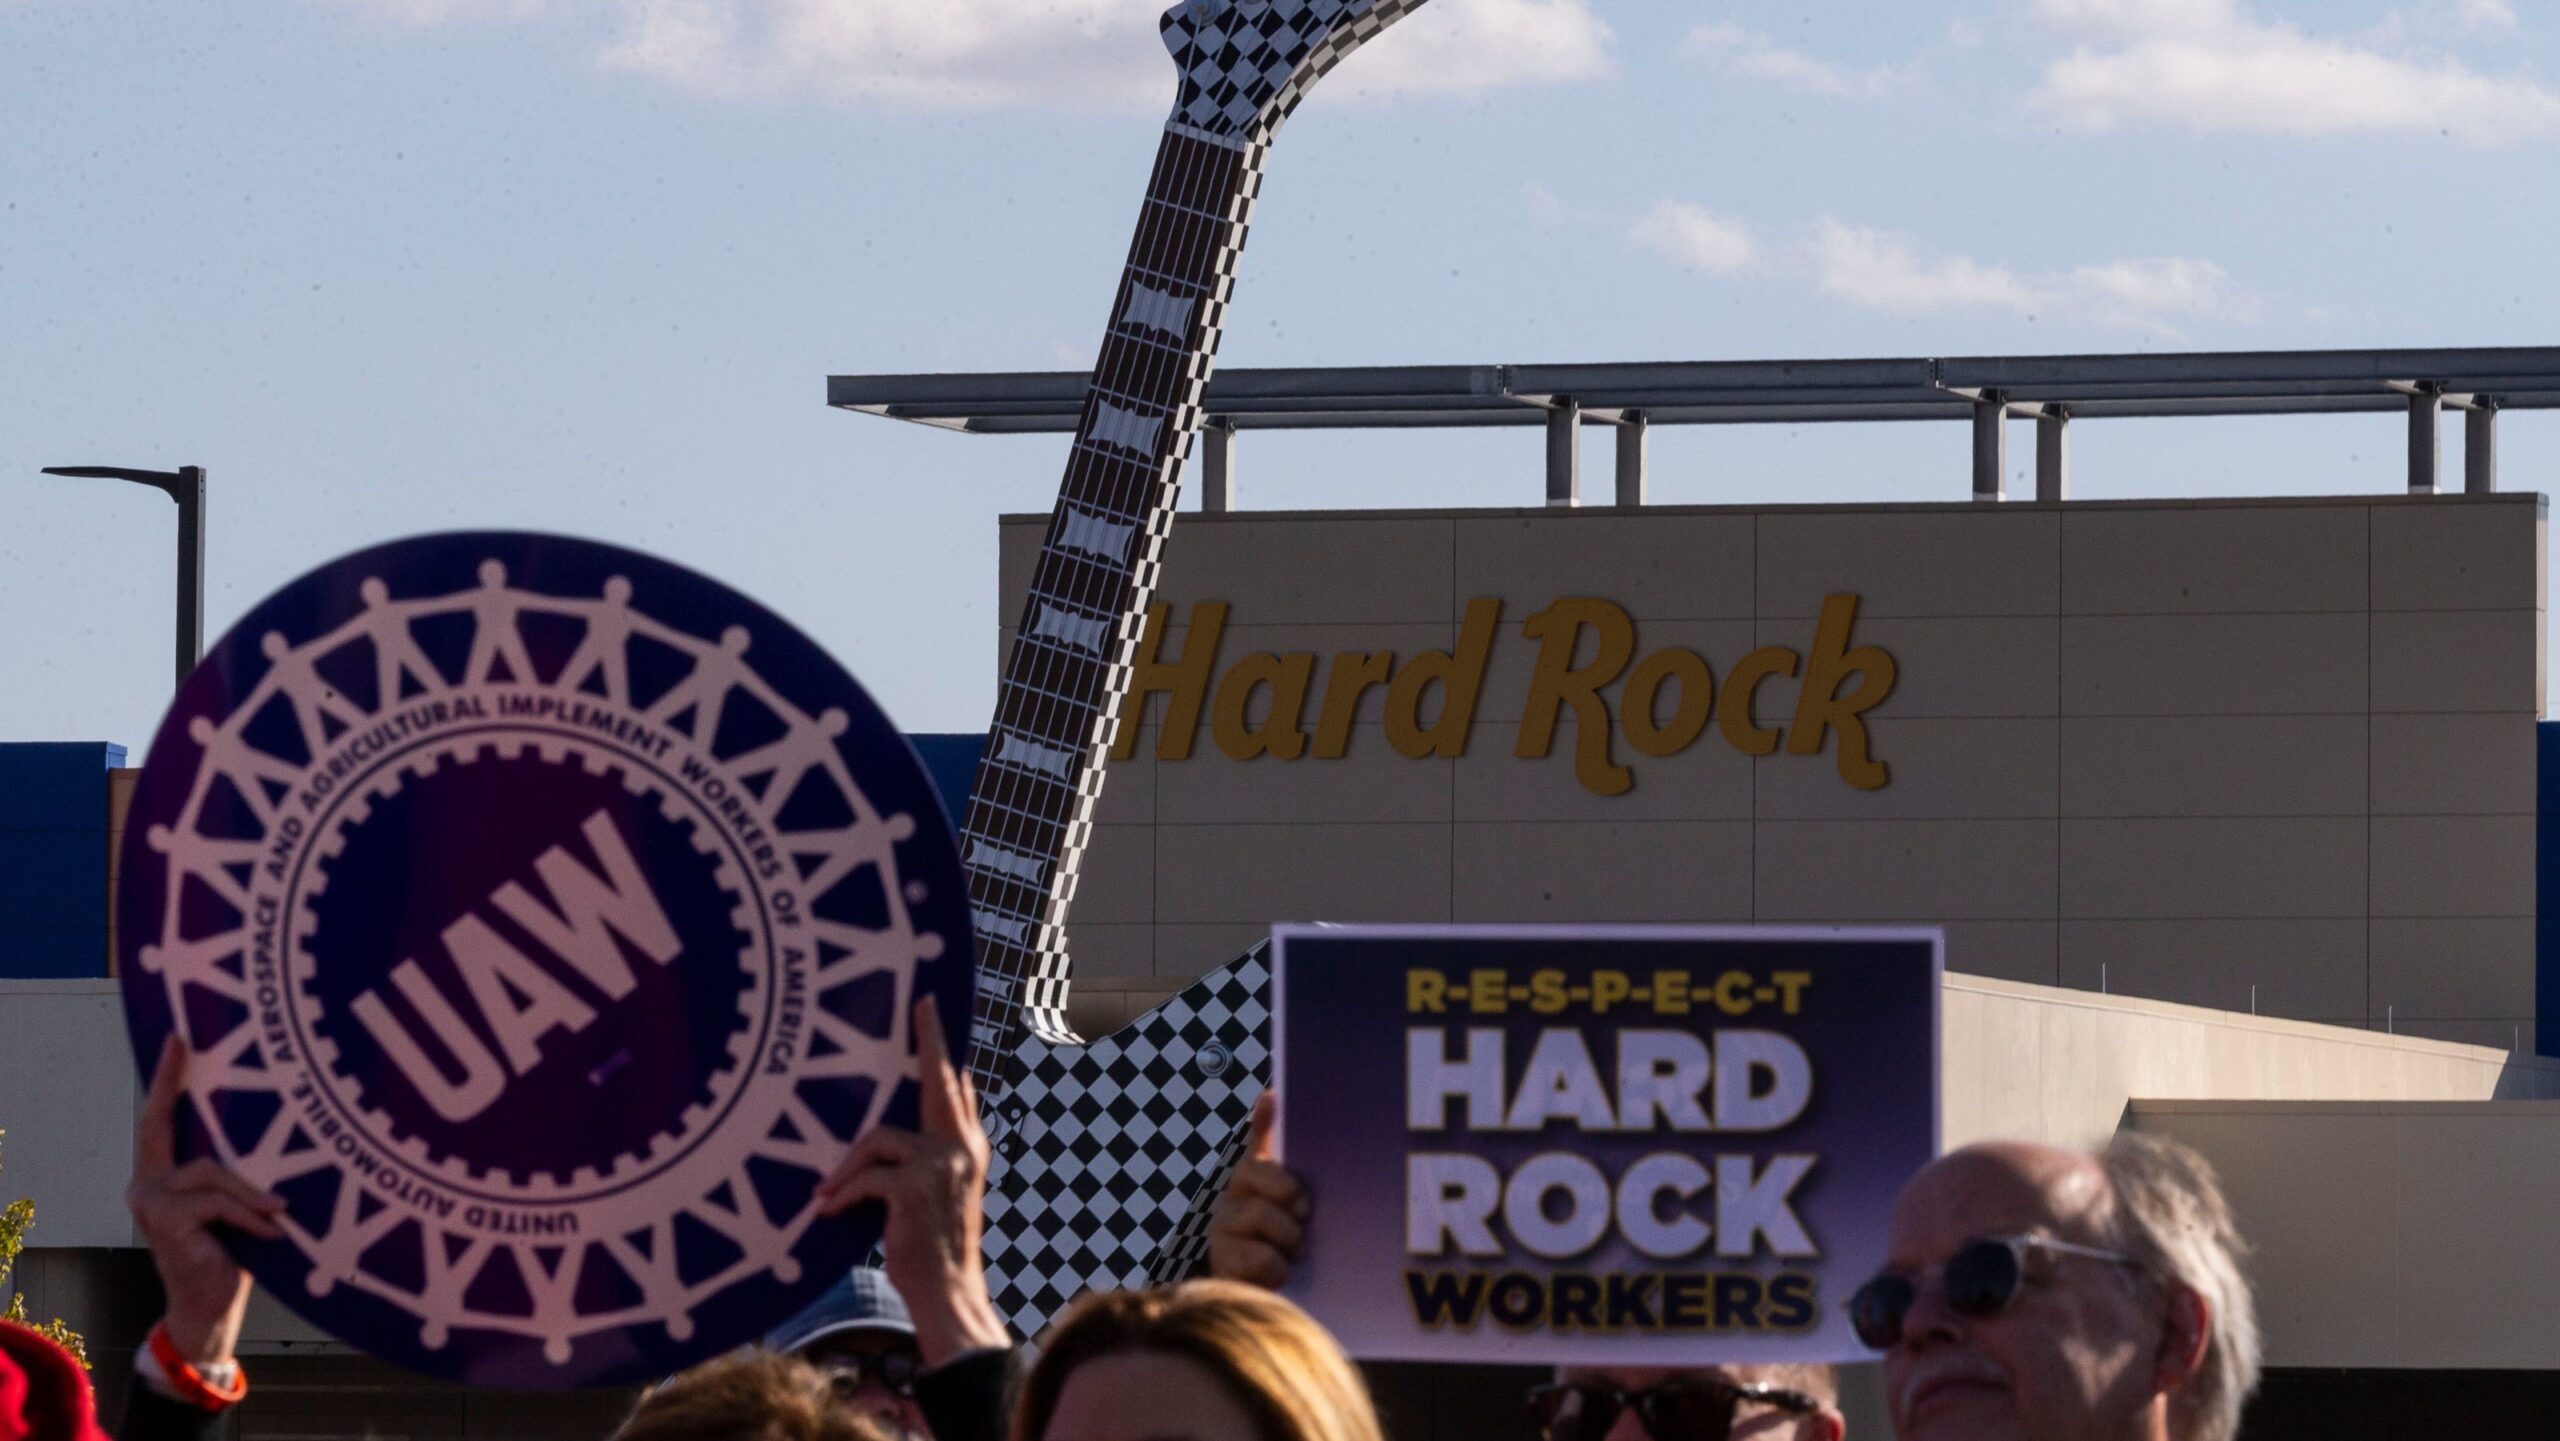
top-left (0, 996), bottom-right (2261, 1441)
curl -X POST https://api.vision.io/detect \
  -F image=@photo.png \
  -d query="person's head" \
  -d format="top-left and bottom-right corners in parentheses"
top-left (608, 1349), bottom-right (894, 1441)
top-left (763, 1268), bottom-right (929, 1441)
top-left (1011, 1280), bottom-right (1383, 1441)
top-left (1856, 1134), bottom-right (2258, 1441)
top-left (1537, 1363), bottom-right (1843, 1441)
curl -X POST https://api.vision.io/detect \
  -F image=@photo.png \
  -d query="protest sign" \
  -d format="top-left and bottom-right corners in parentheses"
top-left (116, 532), bottom-right (975, 1387)
top-left (1271, 923), bottom-right (1937, 1365)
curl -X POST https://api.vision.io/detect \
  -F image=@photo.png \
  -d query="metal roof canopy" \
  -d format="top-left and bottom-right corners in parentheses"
top-left (829, 346), bottom-right (2560, 507)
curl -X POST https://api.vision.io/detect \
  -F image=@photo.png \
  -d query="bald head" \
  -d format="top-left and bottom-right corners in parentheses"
top-left (1891, 1143), bottom-right (2120, 1260)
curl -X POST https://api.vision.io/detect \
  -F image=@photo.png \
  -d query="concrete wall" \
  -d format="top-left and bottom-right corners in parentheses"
top-left (999, 496), bottom-right (2548, 1048)
top-left (2130, 1099), bottom-right (2560, 1370)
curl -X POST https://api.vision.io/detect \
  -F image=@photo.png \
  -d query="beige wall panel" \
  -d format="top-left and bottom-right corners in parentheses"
top-left (1476, 618), bottom-right (1757, 733)
top-left (2060, 715), bottom-right (2366, 817)
top-left (2061, 505), bottom-right (2367, 615)
top-left (1153, 725), bottom-right (1453, 826)
top-left (1153, 821), bottom-right (1449, 925)
top-left (1071, 823), bottom-right (1155, 924)
top-left (2389, 1109), bottom-right (2560, 1364)
top-left (2059, 613), bottom-right (2367, 716)
top-left (1449, 820), bottom-right (1753, 922)
top-left (2056, 918), bottom-right (2368, 1020)
top-left (0, 982), bottom-right (136, 1247)
top-left (1905, 920), bottom-right (2055, 984)
top-left (1452, 512), bottom-right (1755, 619)
top-left (1452, 723), bottom-right (1753, 823)
top-left (2369, 814), bottom-right (2536, 917)
top-left (2369, 917), bottom-right (2535, 1019)
top-left (2369, 497), bottom-right (2543, 611)
top-left (1757, 510), bottom-right (2059, 618)
top-left (1088, 725), bottom-right (1157, 827)
top-left (1155, 516), bottom-right (1456, 624)
top-left (1770, 616), bottom-right (2057, 719)
top-left (1754, 819), bottom-right (2057, 920)
top-left (2368, 712), bottom-right (2538, 816)
top-left (1754, 717), bottom-right (2058, 820)
top-left (2370, 609), bottom-right (2543, 713)
top-left (1064, 990), bottom-right (1134, 1043)
top-left (1155, 922), bottom-right (1273, 980)
top-left (2061, 817), bottom-right (2365, 918)
top-left (1059, 922), bottom-right (1156, 980)
top-left (998, 516), bottom-right (1044, 618)
top-left (2124, 1108), bottom-right (2402, 1368)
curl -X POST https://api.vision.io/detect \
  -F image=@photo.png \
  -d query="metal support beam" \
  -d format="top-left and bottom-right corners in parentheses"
top-left (2036, 406), bottom-right (2070, 502)
top-left (1547, 397), bottom-right (1581, 507)
top-left (2467, 401), bottom-right (2499, 494)
top-left (2409, 386), bottom-right (2442, 494)
top-left (1972, 393), bottom-right (2006, 502)
top-left (174, 466), bottom-right (205, 683)
top-left (1615, 410), bottom-right (1648, 507)
top-left (1200, 419), bottom-right (1236, 513)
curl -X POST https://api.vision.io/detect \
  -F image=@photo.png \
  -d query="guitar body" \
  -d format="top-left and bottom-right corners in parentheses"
top-left (953, 0), bottom-right (1431, 1335)
top-left (978, 944), bottom-right (1271, 1332)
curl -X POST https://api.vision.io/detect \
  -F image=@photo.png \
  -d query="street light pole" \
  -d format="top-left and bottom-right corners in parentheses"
top-left (37, 464), bottom-right (207, 693)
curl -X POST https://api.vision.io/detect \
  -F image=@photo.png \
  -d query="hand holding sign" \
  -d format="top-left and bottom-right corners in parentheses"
top-left (128, 1036), bottom-right (285, 1372)
top-left (1208, 1093), bottom-right (1308, 1291)
top-left (815, 997), bottom-right (1010, 1367)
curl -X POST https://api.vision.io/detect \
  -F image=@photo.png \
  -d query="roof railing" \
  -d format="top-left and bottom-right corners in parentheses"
top-left (830, 347), bottom-right (2560, 509)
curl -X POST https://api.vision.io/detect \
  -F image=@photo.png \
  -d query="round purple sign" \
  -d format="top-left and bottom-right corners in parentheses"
top-left (116, 532), bottom-right (973, 1388)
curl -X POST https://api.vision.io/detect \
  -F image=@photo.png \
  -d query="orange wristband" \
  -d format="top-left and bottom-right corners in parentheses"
top-left (147, 1323), bottom-right (247, 1411)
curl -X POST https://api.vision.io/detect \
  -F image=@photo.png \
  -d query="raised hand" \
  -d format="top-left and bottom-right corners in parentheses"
top-left (128, 1035), bottom-right (285, 1369)
top-left (814, 996), bottom-right (1010, 1366)
top-left (1207, 1091), bottom-right (1308, 1291)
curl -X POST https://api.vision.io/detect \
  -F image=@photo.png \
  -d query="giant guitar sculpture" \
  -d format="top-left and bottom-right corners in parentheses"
top-left (955, 0), bottom-right (1432, 1333)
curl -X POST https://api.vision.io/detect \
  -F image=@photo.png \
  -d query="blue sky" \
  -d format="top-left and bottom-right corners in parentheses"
top-left (4, 0), bottom-right (2556, 750)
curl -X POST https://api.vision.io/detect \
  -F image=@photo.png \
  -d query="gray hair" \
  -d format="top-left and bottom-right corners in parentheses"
top-left (2099, 1133), bottom-right (2261, 1441)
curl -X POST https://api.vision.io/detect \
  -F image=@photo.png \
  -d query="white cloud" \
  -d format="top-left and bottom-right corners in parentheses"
top-left (2459, 0), bottom-right (2519, 31)
top-left (1680, 21), bottom-right (1907, 97)
top-left (1629, 200), bottom-right (1756, 273)
top-left (311, 0), bottom-right (545, 23)
top-left (595, 0), bottom-right (1607, 109)
top-left (1523, 182), bottom-right (1569, 229)
top-left (1809, 220), bottom-right (2244, 328)
top-left (2030, 0), bottom-right (2560, 142)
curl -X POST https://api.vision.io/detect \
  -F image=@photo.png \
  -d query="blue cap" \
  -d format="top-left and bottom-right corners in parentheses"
top-left (765, 1268), bottom-right (916, 1354)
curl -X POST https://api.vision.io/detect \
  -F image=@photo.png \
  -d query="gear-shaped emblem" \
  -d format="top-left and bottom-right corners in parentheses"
top-left (116, 534), bottom-right (975, 1389)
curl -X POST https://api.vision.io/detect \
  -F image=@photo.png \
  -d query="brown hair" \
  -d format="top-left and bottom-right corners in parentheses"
top-left (1010, 1282), bottom-right (1383, 1441)
top-left (610, 1349), bottom-right (895, 1441)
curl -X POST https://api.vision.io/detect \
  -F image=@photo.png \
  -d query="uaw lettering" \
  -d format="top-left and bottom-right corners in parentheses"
top-left (1112, 594), bottom-right (1897, 794)
top-left (117, 534), bottom-right (974, 1388)
top-left (1272, 926), bottom-right (1936, 1365)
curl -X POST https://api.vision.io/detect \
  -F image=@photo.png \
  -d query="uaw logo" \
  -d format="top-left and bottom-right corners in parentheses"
top-left (116, 533), bottom-right (973, 1388)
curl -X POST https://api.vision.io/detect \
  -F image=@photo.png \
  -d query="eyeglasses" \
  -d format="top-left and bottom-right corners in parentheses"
top-left (815, 1348), bottom-right (923, 1399)
top-left (1526, 1378), bottom-right (1820, 1441)
top-left (1849, 1233), bottom-right (2146, 1349)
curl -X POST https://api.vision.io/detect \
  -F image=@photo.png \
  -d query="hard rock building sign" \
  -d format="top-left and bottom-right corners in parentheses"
top-left (116, 533), bottom-right (975, 1388)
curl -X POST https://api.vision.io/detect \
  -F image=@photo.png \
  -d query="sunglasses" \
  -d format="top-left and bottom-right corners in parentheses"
top-left (815, 1348), bottom-right (924, 1399)
top-left (1849, 1233), bottom-right (2145, 1349)
top-left (1527, 1378), bottom-right (1820, 1441)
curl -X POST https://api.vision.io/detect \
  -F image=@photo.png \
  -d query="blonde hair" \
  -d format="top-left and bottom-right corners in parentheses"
top-left (2101, 1133), bottom-right (2261, 1441)
top-left (610, 1349), bottom-right (895, 1441)
top-left (1012, 1281), bottom-right (1383, 1441)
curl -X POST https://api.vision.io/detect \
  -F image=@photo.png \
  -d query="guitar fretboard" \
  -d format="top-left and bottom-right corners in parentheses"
top-left (959, 126), bottom-right (1264, 1097)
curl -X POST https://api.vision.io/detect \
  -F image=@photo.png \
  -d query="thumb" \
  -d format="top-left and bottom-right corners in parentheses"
top-left (1245, 1089), bottom-right (1280, 1163)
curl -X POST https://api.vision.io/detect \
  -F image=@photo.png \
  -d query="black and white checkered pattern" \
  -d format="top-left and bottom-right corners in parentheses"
top-left (981, 944), bottom-right (1272, 1336)
top-left (1160, 0), bottom-right (1432, 142)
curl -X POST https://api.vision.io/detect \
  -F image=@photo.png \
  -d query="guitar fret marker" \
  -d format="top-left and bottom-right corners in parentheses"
top-left (1089, 399), bottom-right (1164, 456)
top-left (967, 840), bottom-right (1048, 885)
top-left (1119, 281), bottom-right (1195, 339)
top-left (1058, 507), bottom-right (1136, 564)
top-left (1031, 602), bottom-right (1110, 654)
top-left (996, 732), bottom-right (1079, 779)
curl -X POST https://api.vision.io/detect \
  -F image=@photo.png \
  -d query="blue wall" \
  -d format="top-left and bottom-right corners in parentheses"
top-left (908, 732), bottom-right (986, 831)
top-left (0, 742), bottom-right (123, 980)
top-left (2542, 724), bottom-right (2560, 1057)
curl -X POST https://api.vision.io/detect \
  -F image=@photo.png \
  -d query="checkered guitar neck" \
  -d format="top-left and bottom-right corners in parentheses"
top-left (955, 0), bottom-right (1431, 1335)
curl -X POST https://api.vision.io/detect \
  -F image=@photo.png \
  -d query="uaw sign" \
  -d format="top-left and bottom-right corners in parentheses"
top-left (1273, 924), bottom-right (1938, 1365)
top-left (116, 533), bottom-right (974, 1388)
